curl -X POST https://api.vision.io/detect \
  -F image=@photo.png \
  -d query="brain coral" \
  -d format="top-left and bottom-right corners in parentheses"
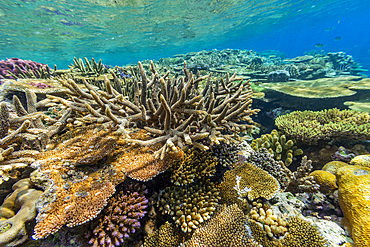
top-left (86, 183), bottom-right (148, 247)
top-left (309, 170), bottom-right (338, 194)
top-left (182, 204), bottom-right (261, 247)
top-left (275, 108), bottom-right (370, 145)
top-left (336, 164), bottom-right (370, 247)
top-left (350, 154), bottom-right (370, 168)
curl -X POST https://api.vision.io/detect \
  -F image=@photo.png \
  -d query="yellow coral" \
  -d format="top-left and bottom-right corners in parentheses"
top-left (309, 170), bottom-right (338, 194)
top-left (220, 162), bottom-right (280, 204)
top-left (336, 165), bottom-right (370, 247)
top-left (322, 161), bottom-right (348, 174)
top-left (350, 155), bottom-right (370, 168)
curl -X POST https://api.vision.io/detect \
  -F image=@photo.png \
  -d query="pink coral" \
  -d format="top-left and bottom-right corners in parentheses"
top-left (0, 58), bottom-right (50, 79)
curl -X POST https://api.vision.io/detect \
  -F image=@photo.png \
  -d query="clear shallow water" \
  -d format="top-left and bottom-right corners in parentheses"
top-left (0, 0), bottom-right (369, 72)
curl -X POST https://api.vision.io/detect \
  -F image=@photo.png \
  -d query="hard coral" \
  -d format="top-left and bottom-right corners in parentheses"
top-left (336, 164), bottom-right (370, 247)
top-left (142, 221), bottom-right (182, 247)
top-left (309, 170), bottom-right (338, 194)
top-left (170, 148), bottom-right (217, 186)
top-left (0, 179), bottom-right (43, 247)
top-left (251, 129), bottom-right (303, 166)
top-left (0, 58), bottom-right (51, 79)
top-left (157, 179), bottom-right (220, 233)
top-left (86, 183), bottom-right (148, 247)
top-left (275, 108), bottom-right (370, 145)
top-left (183, 204), bottom-right (261, 247)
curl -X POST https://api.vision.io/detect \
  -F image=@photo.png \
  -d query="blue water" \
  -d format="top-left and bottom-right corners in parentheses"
top-left (0, 0), bottom-right (369, 74)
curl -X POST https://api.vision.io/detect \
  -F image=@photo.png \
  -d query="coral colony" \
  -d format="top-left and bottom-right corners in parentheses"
top-left (0, 49), bottom-right (369, 247)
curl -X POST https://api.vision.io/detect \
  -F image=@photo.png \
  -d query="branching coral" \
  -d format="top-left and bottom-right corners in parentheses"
top-left (46, 60), bottom-right (259, 159)
top-left (86, 183), bottom-right (148, 247)
top-left (69, 57), bottom-right (108, 76)
top-left (157, 179), bottom-right (220, 233)
top-left (275, 108), bottom-right (370, 145)
top-left (251, 129), bottom-right (303, 166)
top-left (0, 58), bottom-right (51, 79)
top-left (0, 179), bottom-right (43, 246)
top-left (182, 204), bottom-right (261, 247)
top-left (170, 148), bottom-right (217, 186)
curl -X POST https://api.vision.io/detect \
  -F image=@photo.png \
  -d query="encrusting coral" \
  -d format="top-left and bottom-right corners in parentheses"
top-left (182, 204), bottom-right (261, 247)
top-left (275, 108), bottom-right (370, 145)
top-left (157, 179), bottom-right (220, 233)
top-left (220, 162), bottom-right (280, 205)
top-left (0, 179), bottom-right (43, 246)
top-left (85, 183), bottom-right (148, 247)
top-left (170, 148), bottom-right (217, 186)
top-left (251, 129), bottom-right (303, 166)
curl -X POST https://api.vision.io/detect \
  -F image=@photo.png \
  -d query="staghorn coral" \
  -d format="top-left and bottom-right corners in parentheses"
top-left (220, 162), bottom-right (280, 205)
top-left (0, 179), bottom-right (43, 246)
top-left (182, 204), bottom-right (261, 247)
top-left (69, 57), bottom-right (108, 76)
top-left (251, 129), bottom-right (303, 166)
top-left (275, 108), bottom-right (370, 145)
top-left (157, 179), bottom-right (220, 233)
top-left (0, 58), bottom-right (51, 80)
top-left (47, 60), bottom-right (259, 160)
top-left (170, 148), bottom-right (217, 186)
top-left (336, 164), bottom-right (370, 247)
top-left (248, 215), bottom-right (328, 247)
top-left (142, 221), bottom-right (182, 247)
top-left (86, 183), bottom-right (148, 247)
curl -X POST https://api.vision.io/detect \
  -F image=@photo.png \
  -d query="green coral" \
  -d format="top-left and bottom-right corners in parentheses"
top-left (69, 57), bottom-right (108, 75)
top-left (251, 129), bottom-right (303, 166)
top-left (275, 108), bottom-right (370, 145)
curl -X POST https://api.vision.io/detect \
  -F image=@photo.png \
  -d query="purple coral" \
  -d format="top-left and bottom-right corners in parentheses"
top-left (29, 81), bottom-right (53, 89)
top-left (87, 183), bottom-right (148, 247)
top-left (0, 58), bottom-right (50, 79)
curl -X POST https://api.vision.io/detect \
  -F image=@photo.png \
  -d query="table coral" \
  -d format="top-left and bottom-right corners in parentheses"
top-left (0, 179), bottom-right (43, 246)
top-left (86, 183), bottom-right (148, 247)
top-left (251, 129), bottom-right (303, 166)
top-left (336, 164), bottom-right (370, 247)
top-left (275, 108), bottom-right (370, 145)
top-left (170, 148), bottom-right (217, 186)
top-left (157, 179), bottom-right (220, 233)
top-left (182, 204), bottom-right (261, 247)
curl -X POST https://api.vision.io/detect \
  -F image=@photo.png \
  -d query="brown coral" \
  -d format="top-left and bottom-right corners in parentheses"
top-left (142, 222), bottom-right (182, 247)
top-left (170, 148), bottom-right (217, 186)
top-left (182, 204), bottom-right (261, 247)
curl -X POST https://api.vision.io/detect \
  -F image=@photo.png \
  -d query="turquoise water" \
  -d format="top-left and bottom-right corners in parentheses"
top-left (0, 0), bottom-right (370, 71)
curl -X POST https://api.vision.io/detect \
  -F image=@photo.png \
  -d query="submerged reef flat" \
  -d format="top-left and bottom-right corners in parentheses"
top-left (0, 50), bottom-right (369, 247)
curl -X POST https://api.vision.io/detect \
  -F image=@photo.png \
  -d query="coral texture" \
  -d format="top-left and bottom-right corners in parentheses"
top-left (142, 222), bottom-right (182, 247)
top-left (309, 170), bottom-right (338, 194)
top-left (336, 164), bottom-right (370, 247)
top-left (0, 58), bottom-right (51, 79)
top-left (275, 108), bottom-right (370, 145)
top-left (86, 183), bottom-right (148, 247)
top-left (350, 154), bottom-right (370, 168)
top-left (183, 204), bottom-right (261, 247)
top-left (251, 129), bottom-right (303, 166)
top-left (157, 179), bottom-right (220, 233)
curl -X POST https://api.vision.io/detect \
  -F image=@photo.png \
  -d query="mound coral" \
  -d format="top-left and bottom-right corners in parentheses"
top-left (142, 222), bottom-right (182, 247)
top-left (0, 58), bottom-right (51, 79)
top-left (183, 204), bottom-right (261, 247)
top-left (0, 179), bottom-right (43, 246)
top-left (309, 170), bottom-right (338, 194)
top-left (336, 164), bottom-right (370, 247)
top-left (350, 154), bottom-right (370, 168)
top-left (251, 129), bottom-right (303, 166)
top-left (157, 179), bottom-right (220, 233)
top-left (220, 162), bottom-right (280, 206)
top-left (86, 183), bottom-right (148, 247)
top-left (275, 108), bottom-right (370, 145)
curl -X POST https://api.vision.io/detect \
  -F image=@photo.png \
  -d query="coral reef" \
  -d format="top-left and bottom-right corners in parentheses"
top-left (350, 154), bottom-right (370, 168)
top-left (69, 57), bottom-right (108, 76)
top-left (157, 179), bottom-right (220, 233)
top-left (220, 162), bottom-right (280, 206)
top-left (275, 108), bottom-right (370, 145)
top-left (251, 129), bottom-right (303, 166)
top-left (142, 222), bottom-right (182, 247)
top-left (170, 148), bottom-right (217, 186)
top-left (0, 179), bottom-right (43, 246)
top-left (336, 164), bottom-right (370, 247)
top-left (182, 204), bottom-right (261, 247)
top-left (0, 58), bottom-right (51, 80)
top-left (309, 170), bottom-right (338, 194)
top-left (85, 183), bottom-right (148, 247)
